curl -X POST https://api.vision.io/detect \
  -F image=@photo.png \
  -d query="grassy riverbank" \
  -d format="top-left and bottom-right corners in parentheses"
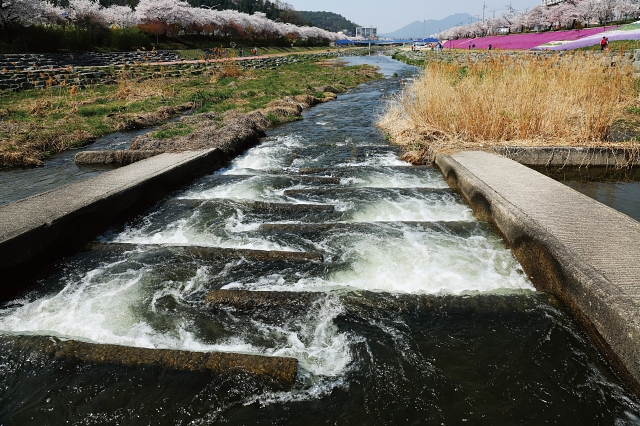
top-left (0, 58), bottom-right (381, 167)
top-left (380, 51), bottom-right (640, 164)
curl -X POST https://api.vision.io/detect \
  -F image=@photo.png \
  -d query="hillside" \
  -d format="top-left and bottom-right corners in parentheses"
top-left (380, 13), bottom-right (474, 39)
top-left (298, 11), bottom-right (359, 34)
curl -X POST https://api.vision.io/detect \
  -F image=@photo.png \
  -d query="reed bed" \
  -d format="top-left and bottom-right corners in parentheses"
top-left (378, 52), bottom-right (639, 163)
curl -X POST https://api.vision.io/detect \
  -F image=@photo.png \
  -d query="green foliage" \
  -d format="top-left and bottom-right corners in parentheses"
top-left (109, 28), bottom-right (152, 51)
top-left (298, 11), bottom-right (359, 34)
top-left (266, 112), bottom-right (280, 125)
top-left (0, 23), bottom-right (150, 53)
top-left (151, 123), bottom-right (193, 139)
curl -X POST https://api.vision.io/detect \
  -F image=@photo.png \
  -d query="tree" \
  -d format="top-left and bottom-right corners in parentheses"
top-left (102, 4), bottom-right (136, 27)
top-left (615, 0), bottom-right (639, 19)
top-left (67, 0), bottom-right (105, 28)
top-left (0, 0), bottom-right (62, 27)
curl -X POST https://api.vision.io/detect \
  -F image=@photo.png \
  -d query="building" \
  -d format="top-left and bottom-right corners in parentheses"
top-left (542, 0), bottom-right (565, 5)
top-left (356, 27), bottom-right (377, 39)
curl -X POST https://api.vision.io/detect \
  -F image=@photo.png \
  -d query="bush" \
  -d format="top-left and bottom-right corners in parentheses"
top-left (110, 28), bottom-right (152, 51)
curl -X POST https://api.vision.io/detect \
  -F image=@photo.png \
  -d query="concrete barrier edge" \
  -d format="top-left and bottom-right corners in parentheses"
top-left (435, 152), bottom-right (640, 395)
top-left (0, 148), bottom-right (223, 294)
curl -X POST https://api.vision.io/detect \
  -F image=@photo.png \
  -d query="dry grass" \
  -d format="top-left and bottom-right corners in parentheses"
top-left (378, 52), bottom-right (640, 164)
top-left (0, 60), bottom-right (381, 167)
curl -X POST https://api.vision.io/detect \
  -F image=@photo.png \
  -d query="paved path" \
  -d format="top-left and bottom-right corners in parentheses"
top-left (436, 151), bottom-right (640, 391)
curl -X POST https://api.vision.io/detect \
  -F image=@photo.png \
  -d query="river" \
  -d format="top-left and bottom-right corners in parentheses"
top-left (0, 55), bottom-right (638, 425)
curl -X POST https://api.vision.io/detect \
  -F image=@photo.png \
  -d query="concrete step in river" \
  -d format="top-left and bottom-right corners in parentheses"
top-left (0, 55), bottom-right (638, 424)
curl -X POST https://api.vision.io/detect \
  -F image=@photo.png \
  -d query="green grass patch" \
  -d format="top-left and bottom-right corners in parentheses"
top-left (151, 122), bottom-right (193, 139)
top-left (0, 58), bottom-right (381, 166)
top-left (578, 39), bottom-right (640, 51)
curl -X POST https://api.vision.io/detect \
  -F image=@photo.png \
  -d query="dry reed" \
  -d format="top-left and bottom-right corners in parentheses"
top-left (378, 52), bottom-right (638, 163)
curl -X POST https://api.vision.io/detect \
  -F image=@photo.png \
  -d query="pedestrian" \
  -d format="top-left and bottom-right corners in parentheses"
top-left (600, 36), bottom-right (607, 50)
top-left (488, 44), bottom-right (492, 51)
top-left (605, 37), bottom-right (609, 50)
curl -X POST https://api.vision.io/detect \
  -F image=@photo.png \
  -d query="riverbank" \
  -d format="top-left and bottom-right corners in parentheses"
top-left (380, 49), bottom-right (640, 166)
top-left (0, 49), bottom-right (376, 167)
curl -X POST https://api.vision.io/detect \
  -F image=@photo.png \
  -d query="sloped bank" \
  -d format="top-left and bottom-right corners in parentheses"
top-left (75, 91), bottom-right (347, 165)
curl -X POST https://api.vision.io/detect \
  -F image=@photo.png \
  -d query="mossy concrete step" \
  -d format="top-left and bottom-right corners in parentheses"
top-left (1, 334), bottom-right (297, 391)
top-left (282, 187), bottom-right (453, 198)
top-left (89, 242), bottom-right (324, 263)
top-left (257, 220), bottom-right (483, 237)
top-left (296, 165), bottom-right (434, 176)
top-left (205, 289), bottom-right (558, 315)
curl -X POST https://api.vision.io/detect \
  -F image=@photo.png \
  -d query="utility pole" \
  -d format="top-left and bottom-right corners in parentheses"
top-left (482, 1), bottom-right (486, 22)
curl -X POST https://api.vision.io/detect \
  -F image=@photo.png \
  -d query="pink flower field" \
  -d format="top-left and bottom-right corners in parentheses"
top-left (442, 27), bottom-right (615, 50)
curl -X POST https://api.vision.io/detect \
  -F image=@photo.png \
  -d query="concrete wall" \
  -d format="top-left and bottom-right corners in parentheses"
top-left (0, 149), bottom-right (223, 299)
top-left (436, 151), bottom-right (640, 395)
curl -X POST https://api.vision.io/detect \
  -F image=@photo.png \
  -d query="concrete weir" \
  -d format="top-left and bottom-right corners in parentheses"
top-left (0, 149), bottom-right (223, 294)
top-left (436, 151), bottom-right (640, 393)
top-left (1, 335), bottom-right (298, 391)
top-left (90, 242), bottom-right (324, 263)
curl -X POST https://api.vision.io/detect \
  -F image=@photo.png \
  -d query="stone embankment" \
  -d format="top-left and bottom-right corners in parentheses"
top-left (493, 146), bottom-right (640, 168)
top-left (0, 49), bottom-right (367, 92)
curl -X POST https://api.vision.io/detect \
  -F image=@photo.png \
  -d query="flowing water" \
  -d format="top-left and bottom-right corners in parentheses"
top-left (1, 56), bottom-right (639, 425)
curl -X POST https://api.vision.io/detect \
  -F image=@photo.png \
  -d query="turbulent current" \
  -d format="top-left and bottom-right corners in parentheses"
top-left (0, 56), bottom-right (639, 425)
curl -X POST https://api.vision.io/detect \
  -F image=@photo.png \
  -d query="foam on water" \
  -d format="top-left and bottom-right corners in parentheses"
top-left (0, 264), bottom-right (353, 381)
top-left (230, 134), bottom-right (303, 172)
top-left (343, 170), bottom-right (450, 189)
top-left (221, 224), bottom-right (533, 295)
top-left (347, 193), bottom-right (474, 222)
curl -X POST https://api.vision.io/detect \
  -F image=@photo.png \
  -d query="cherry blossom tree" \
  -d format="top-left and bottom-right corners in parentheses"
top-left (102, 5), bottom-right (137, 28)
top-left (0, 0), bottom-right (62, 27)
top-left (66, 0), bottom-right (104, 29)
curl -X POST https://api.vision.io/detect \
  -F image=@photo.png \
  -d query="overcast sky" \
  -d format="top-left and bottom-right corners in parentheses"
top-left (286, 0), bottom-right (542, 33)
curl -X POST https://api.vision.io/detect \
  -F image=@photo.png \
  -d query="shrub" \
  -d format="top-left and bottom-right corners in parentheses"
top-left (110, 28), bottom-right (152, 51)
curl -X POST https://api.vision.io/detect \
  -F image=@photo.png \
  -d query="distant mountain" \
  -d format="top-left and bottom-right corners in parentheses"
top-left (380, 13), bottom-right (475, 39)
top-left (298, 11), bottom-right (359, 34)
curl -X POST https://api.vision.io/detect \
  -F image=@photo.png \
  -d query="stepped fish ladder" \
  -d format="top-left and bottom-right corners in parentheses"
top-left (0, 55), bottom-right (638, 425)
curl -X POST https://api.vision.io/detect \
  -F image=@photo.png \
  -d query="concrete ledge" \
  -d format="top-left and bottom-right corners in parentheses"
top-left (436, 151), bottom-right (640, 393)
top-left (90, 242), bottom-right (325, 263)
top-left (0, 149), bottom-right (223, 296)
top-left (2, 335), bottom-right (297, 391)
top-left (493, 146), bottom-right (640, 167)
top-left (74, 150), bottom-right (164, 165)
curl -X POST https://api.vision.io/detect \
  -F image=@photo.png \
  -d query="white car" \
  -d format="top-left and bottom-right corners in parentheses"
top-left (413, 43), bottom-right (432, 51)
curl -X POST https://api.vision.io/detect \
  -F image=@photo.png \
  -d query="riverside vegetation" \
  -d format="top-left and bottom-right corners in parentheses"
top-left (0, 58), bottom-right (380, 166)
top-left (379, 51), bottom-right (640, 164)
